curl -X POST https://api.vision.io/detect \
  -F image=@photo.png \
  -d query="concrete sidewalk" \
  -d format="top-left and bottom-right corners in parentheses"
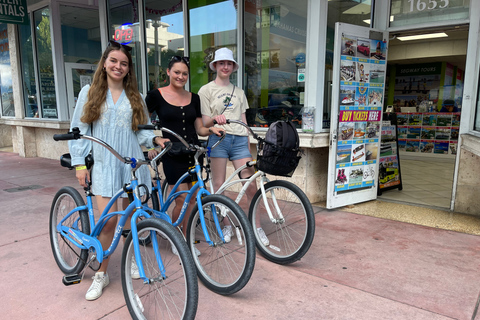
top-left (1, 151), bottom-right (480, 320)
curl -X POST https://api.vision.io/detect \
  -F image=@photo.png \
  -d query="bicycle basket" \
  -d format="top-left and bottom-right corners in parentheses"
top-left (256, 140), bottom-right (302, 177)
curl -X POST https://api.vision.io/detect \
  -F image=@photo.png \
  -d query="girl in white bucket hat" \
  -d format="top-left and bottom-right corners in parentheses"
top-left (208, 47), bottom-right (239, 72)
top-left (199, 47), bottom-right (257, 242)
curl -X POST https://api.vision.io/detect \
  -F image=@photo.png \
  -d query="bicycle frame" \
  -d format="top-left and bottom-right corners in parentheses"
top-left (142, 125), bottom-right (229, 246)
top-left (206, 119), bottom-right (286, 224)
top-left (53, 130), bottom-right (172, 282)
top-left (208, 160), bottom-right (285, 224)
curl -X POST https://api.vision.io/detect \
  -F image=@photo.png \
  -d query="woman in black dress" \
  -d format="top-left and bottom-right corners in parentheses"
top-left (146, 56), bottom-right (224, 243)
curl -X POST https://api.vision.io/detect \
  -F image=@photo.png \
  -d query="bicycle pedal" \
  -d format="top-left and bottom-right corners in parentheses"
top-left (62, 274), bottom-right (82, 286)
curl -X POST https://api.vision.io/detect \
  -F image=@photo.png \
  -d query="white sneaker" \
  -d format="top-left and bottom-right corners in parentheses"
top-left (257, 227), bottom-right (270, 246)
top-left (131, 257), bottom-right (140, 279)
top-left (85, 272), bottom-right (109, 301)
top-left (222, 225), bottom-right (233, 243)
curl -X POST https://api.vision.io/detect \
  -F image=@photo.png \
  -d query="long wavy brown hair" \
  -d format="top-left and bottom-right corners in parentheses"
top-left (80, 44), bottom-right (147, 130)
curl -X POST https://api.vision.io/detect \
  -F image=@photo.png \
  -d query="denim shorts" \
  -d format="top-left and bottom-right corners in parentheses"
top-left (207, 134), bottom-right (252, 160)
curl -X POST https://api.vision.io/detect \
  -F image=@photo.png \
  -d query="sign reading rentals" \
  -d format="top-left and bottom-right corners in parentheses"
top-left (0, 0), bottom-right (28, 25)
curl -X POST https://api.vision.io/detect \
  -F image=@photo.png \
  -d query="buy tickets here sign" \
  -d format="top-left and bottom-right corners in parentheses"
top-left (340, 110), bottom-right (381, 122)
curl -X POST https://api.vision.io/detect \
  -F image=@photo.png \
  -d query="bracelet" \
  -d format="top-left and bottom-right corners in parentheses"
top-left (148, 147), bottom-right (155, 151)
top-left (76, 165), bottom-right (87, 171)
top-left (208, 128), bottom-right (213, 134)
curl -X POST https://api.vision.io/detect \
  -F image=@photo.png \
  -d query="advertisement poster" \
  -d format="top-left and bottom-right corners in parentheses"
top-left (379, 115), bottom-right (402, 191)
top-left (396, 112), bottom-right (460, 155)
top-left (334, 34), bottom-right (386, 192)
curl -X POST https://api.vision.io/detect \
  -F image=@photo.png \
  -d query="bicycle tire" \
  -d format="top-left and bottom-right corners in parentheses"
top-left (249, 180), bottom-right (315, 265)
top-left (122, 218), bottom-right (198, 320)
top-left (49, 186), bottom-right (90, 275)
top-left (151, 186), bottom-right (160, 211)
top-left (161, 179), bottom-right (169, 204)
top-left (186, 194), bottom-right (255, 295)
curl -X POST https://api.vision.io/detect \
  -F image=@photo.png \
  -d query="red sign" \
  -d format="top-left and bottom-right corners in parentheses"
top-left (114, 24), bottom-right (133, 44)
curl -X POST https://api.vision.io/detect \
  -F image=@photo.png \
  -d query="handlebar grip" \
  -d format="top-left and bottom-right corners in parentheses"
top-left (53, 133), bottom-right (76, 141)
top-left (138, 124), bottom-right (156, 130)
top-left (53, 127), bottom-right (82, 141)
top-left (213, 119), bottom-right (230, 124)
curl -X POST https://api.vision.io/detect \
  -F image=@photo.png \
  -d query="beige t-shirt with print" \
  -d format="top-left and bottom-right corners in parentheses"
top-left (198, 81), bottom-right (249, 136)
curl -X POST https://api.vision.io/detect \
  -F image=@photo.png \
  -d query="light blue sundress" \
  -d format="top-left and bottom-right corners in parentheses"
top-left (69, 85), bottom-right (156, 197)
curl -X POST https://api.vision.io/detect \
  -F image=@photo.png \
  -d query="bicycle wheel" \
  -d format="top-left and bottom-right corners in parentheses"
top-left (49, 186), bottom-right (90, 275)
top-left (186, 194), bottom-right (255, 295)
top-left (122, 218), bottom-right (198, 320)
top-left (249, 180), bottom-right (315, 265)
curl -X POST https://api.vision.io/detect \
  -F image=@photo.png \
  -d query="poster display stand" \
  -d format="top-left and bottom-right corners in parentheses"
top-left (378, 112), bottom-right (403, 195)
top-left (326, 23), bottom-right (389, 209)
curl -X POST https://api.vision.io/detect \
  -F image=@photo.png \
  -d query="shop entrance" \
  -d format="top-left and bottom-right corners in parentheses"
top-left (378, 26), bottom-right (468, 209)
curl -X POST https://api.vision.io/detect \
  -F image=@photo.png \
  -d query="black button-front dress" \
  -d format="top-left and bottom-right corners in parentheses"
top-left (145, 89), bottom-right (202, 184)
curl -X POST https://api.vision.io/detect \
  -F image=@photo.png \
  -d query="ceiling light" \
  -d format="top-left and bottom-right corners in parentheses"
top-left (397, 32), bottom-right (448, 41)
top-left (363, 16), bottom-right (394, 24)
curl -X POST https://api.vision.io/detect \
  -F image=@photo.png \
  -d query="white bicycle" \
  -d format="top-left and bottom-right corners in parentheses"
top-left (160, 120), bottom-right (315, 265)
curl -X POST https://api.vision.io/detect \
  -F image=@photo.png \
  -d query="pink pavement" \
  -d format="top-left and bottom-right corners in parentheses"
top-left (0, 151), bottom-right (479, 320)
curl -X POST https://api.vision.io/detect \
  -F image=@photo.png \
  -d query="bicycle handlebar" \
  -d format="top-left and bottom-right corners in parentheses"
top-left (138, 124), bottom-right (191, 150)
top-left (213, 119), bottom-right (262, 142)
top-left (53, 127), bottom-right (171, 167)
top-left (139, 124), bottom-right (226, 156)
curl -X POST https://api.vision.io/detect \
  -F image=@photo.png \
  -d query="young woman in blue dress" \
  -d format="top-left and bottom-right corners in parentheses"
top-left (69, 41), bottom-right (168, 301)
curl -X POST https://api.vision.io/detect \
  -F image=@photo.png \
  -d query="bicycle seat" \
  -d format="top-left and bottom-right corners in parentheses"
top-left (60, 153), bottom-right (94, 170)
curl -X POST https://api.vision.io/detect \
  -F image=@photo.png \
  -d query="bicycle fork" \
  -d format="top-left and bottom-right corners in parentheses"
top-left (260, 178), bottom-right (285, 225)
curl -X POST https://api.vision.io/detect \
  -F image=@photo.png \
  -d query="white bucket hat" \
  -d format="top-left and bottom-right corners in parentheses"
top-left (209, 47), bottom-right (239, 72)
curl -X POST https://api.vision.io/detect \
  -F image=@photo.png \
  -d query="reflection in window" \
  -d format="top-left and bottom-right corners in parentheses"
top-left (35, 8), bottom-right (57, 118)
top-left (0, 24), bottom-right (14, 117)
top-left (19, 23), bottom-right (37, 118)
top-left (144, 0), bottom-right (184, 91)
top-left (108, 0), bottom-right (142, 92)
top-left (244, 1), bottom-right (307, 128)
top-left (188, 0), bottom-right (238, 93)
top-left (390, 0), bottom-right (469, 28)
top-left (60, 5), bottom-right (101, 118)
top-left (61, 5), bottom-right (101, 64)
top-left (323, 0), bottom-right (372, 129)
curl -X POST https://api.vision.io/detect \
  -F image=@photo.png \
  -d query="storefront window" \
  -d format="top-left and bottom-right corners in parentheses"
top-left (0, 24), bottom-right (14, 117)
top-left (188, 0), bottom-right (238, 93)
top-left (60, 5), bottom-right (101, 118)
top-left (35, 8), bottom-right (57, 119)
top-left (19, 22), bottom-right (36, 118)
top-left (244, 0), bottom-right (307, 128)
top-left (108, 0), bottom-right (142, 92)
top-left (324, 0), bottom-right (372, 129)
top-left (390, 0), bottom-right (469, 28)
top-left (144, 0), bottom-right (184, 91)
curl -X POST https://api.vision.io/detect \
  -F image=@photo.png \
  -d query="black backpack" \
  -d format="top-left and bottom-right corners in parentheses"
top-left (256, 120), bottom-right (302, 177)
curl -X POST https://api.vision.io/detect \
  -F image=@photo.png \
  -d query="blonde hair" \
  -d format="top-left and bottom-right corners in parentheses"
top-left (80, 45), bottom-right (147, 130)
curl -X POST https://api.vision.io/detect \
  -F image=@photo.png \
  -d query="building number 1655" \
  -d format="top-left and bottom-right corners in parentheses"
top-left (407, 0), bottom-right (449, 12)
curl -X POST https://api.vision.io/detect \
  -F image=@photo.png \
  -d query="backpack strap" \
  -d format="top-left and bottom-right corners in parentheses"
top-left (282, 121), bottom-right (289, 149)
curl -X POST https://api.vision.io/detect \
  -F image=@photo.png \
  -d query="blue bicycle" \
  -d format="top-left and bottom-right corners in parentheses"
top-left (50, 127), bottom-right (198, 320)
top-left (138, 125), bottom-right (256, 296)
